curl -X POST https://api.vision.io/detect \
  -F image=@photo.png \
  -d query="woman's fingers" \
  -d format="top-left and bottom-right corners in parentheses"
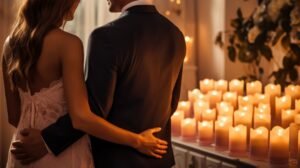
top-left (156, 139), bottom-right (168, 145)
top-left (156, 144), bottom-right (168, 150)
top-left (150, 152), bottom-right (163, 159)
top-left (154, 149), bottom-right (167, 155)
top-left (149, 127), bottom-right (162, 134)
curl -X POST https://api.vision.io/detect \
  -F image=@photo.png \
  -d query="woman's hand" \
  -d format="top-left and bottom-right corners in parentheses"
top-left (134, 127), bottom-right (168, 159)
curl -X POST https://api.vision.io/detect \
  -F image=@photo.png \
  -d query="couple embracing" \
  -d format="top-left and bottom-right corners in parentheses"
top-left (2, 0), bottom-right (186, 167)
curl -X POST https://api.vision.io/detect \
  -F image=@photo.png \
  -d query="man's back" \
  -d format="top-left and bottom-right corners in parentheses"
top-left (86, 5), bottom-right (186, 168)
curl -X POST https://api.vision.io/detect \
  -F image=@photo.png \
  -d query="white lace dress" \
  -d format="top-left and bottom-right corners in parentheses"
top-left (6, 80), bottom-right (94, 168)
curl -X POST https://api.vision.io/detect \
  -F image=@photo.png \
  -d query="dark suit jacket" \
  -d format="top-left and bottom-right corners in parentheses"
top-left (42, 5), bottom-right (186, 168)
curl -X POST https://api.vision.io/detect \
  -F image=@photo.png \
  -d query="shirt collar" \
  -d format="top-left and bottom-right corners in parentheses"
top-left (121, 0), bottom-right (154, 13)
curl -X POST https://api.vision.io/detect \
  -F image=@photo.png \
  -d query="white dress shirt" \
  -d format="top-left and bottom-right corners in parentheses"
top-left (121, 0), bottom-right (154, 13)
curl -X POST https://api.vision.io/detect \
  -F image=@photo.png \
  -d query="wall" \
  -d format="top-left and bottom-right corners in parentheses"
top-left (0, 0), bottom-right (17, 166)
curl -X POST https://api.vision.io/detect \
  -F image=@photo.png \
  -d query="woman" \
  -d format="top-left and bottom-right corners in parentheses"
top-left (2, 0), bottom-right (168, 167)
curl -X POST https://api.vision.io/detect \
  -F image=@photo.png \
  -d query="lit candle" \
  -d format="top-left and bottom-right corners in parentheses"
top-left (257, 104), bottom-right (271, 115)
top-left (218, 103), bottom-right (234, 117)
top-left (249, 127), bottom-right (269, 161)
top-left (200, 79), bottom-right (214, 94)
top-left (296, 99), bottom-right (300, 113)
top-left (269, 126), bottom-right (289, 166)
top-left (177, 101), bottom-right (191, 118)
top-left (282, 109), bottom-right (296, 128)
top-left (239, 105), bottom-right (253, 115)
top-left (193, 100), bottom-right (209, 121)
top-left (208, 90), bottom-right (222, 109)
top-left (254, 113), bottom-right (271, 129)
top-left (217, 116), bottom-right (233, 126)
top-left (181, 118), bottom-right (196, 141)
top-left (238, 95), bottom-right (254, 107)
top-left (229, 79), bottom-right (244, 96)
top-left (202, 109), bottom-right (216, 121)
top-left (234, 110), bottom-right (252, 128)
top-left (184, 36), bottom-right (193, 63)
top-left (215, 120), bottom-right (230, 150)
top-left (254, 93), bottom-right (270, 106)
top-left (215, 79), bottom-right (228, 93)
top-left (223, 92), bottom-right (238, 109)
top-left (275, 96), bottom-right (292, 126)
top-left (290, 123), bottom-right (299, 163)
top-left (285, 85), bottom-right (300, 108)
top-left (188, 89), bottom-right (202, 103)
top-left (171, 110), bottom-right (184, 136)
top-left (247, 81), bottom-right (262, 95)
top-left (198, 121), bottom-right (214, 145)
top-left (229, 125), bottom-right (247, 156)
top-left (265, 84), bottom-right (281, 127)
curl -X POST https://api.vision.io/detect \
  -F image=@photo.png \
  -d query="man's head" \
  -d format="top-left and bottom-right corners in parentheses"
top-left (107, 0), bottom-right (136, 12)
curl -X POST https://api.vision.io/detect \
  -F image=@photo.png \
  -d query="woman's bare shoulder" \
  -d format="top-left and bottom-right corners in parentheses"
top-left (45, 28), bottom-right (83, 48)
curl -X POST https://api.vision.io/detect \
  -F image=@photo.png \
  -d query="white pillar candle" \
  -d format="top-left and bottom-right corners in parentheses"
top-left (215, 120), bottom-right (230, 150)
top-left (254, 113), bottom-right (271, 129)
top-left (275, 96), bottom-right (292, 126)
top-left (193, 100), bottom-right (209, 121)
top-left (181, 118), bottom-right (196, 141)
top-left (238, 95), bottom-right (254, 107)
top-left (223, 92), bottom-right (238, 109)
top-left (171, 110), bottom-right (184, 136)
top-left (215, 79), bottom-right (228, 93)
top-left (188, 89), bottom-right (202, 103)
top-left (202, 109), bottom-right (216, 121)
top-left (234, 110), bottom-right (252, 128)
top-left (296, 99), bottom-right (300, 113)
top-left (229, 125), bottom-right (247, 156)
top-left (269, 126), bottom-right (289, 166)
top-left (177, 101), bottom-right (191, 118)
top-left (208, 90), bottom-right (222, 109)
top-left (282, 109), bottom-right (296, 128)
top-left (250, 127), bottom-right (269, 161)
top-left (198, 121), bottom-right (214, 145)
top-left (218, 104), bottom-right (234, 117)
top-left (200, 79), bottom-right (214, 94)
top-left (257, 104), bottom-right (271, 115)
top-left (285, 85), bottom-right (300, 109)
top-left (265, 84), bottom-right (281, 127)
top-left (229, 79), bottom-right (244, 96)
top-left (247, 81), bottom-right (262, 95)
top-left (239, 105), bottom-right (254, 115)
top-left (254, 93), bottom-right (270, 106)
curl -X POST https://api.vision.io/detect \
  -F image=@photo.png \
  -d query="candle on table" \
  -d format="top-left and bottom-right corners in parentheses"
top-left (269, 126), bottom-right (289, 166)
top-left (254, 93), bottom-right (270, 106)
top-left (177, 101), bottom-right (191, 118)
top-left (229, 79), bottom-right (244, 96)
top-left (193, 100), bottom-right (209, 121)
top-left (223, 92), bottom-right (238, 109)
top-left (239, 105), bottom-right (253, 115)
top-left (215, 120), bottom-right (230, 150)
top-left (238, 95), bottom-right (254, 107)
top-left (181, 118), bottom-right (196, 141)
top-left (188, 89), bottom-right (202, 103)
top-left (200, 79), bottom-right (214, 94)
top-left (215, 79), bottom-right (228, 93)
top-left (234, 110), bottom-right (252, 128)
top-left (229, 125), bottom-right (247, 156)
top-left (218, 103), bottom-right (234, 117)
top-left (202, 109), bottom-right (216, 121)
top-left (171, 110), bottom-right (184, 136)
top-left (254, 113), bottom-right (271, 129)
top-left (208, 90), bottom-right (222, 109)
top-left (285, 85), bottom-right (300, 109)
top-left (282, 109), bottom-right (296, 128)
top-left (289, 123), bottom-right (299, 164)
top-left (296, 99), bottom-right (300, 113)
top-left (265, 84), bottom-right (281, 127)
top-left (275, 96), bottom-right (292, 126)
top-left (198, 121), bottom-right (214, 145)
top-left (250, 127), bottom-right (269, 161)
top-left (257, 104), bottom-right (271, 115)
top-left (247, 81), bottom-right (262, 95)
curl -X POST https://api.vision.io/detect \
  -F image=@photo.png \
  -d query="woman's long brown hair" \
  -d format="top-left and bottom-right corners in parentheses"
top-left (3, 0), bottom-right (75, 89)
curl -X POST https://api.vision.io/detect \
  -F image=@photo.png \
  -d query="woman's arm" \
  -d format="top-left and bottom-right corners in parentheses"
top-left (61, 35), bottom-right (167, 158)
top-left (2, 38), bottom-right (21, 127)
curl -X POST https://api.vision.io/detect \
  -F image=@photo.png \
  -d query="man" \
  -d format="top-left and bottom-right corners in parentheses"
top-left (13, 0), bottom-right (186, 167)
